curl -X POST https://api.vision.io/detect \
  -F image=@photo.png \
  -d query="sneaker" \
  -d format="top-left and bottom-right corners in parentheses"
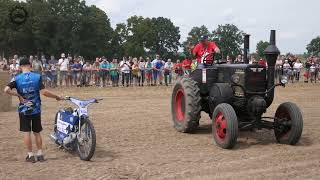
top-left (37, 155), bottom-right (45, 162)
top-left (26, 155), bottom-right (36, 163)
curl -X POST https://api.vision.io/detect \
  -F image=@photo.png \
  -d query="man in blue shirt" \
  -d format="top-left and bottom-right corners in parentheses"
top-left (71, 59), bottom-right (82, 86)
top-left (4, 58), bottom-right (62, 163)
top-left (152, 55), bottom-right (163, 86)
top-left (100, 59), bottom-right (109, 87)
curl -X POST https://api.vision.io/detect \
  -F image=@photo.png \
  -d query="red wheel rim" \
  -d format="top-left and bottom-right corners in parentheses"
top-left (215, 112), bottom-right (227, 140)
top-left (175, 89), bottom-right (185, 122)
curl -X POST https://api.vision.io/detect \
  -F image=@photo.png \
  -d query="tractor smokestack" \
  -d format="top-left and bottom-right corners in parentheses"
top-left (270, 30), bottom-right (276, 46)
top-left (264, 30), bottom-right (280, 107)
top-left (264, 30), bottom-right (280, 66)
top-left (244, 34), bottom-right (250, 64)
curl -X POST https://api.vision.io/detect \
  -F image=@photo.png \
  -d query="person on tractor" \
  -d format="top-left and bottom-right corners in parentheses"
top-left (189, 35), bottom-right (221, 69)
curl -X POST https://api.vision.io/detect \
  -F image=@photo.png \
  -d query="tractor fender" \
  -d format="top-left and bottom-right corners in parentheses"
top-left (209, 83), bottom-right (234, 112)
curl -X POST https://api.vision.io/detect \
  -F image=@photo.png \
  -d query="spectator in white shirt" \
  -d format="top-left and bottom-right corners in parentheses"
top-left (82, 61), bottom-right (92, 86)
top-left (275, 56), bottom-right (283, 81)
top-left (29, 55), bottom-right (34, 65)
top-left (14, 54), bottom-right (19, 64)
top-left (293, 59), bottom-right (303, 81)
top-left (9, 59), bottom-right (20, 78)
top-left (283, 60), bottom-right (292, 80)
top-left (138, 57), bottom-right (146, 86)
top-left (32, 56), bottom-right (43, 74)
top-left (119, 57), bottom-right (130, 87)
top-left (164, 59), bottom-right (174, 86)
top-left (58, 53), bottom-right (69, 87)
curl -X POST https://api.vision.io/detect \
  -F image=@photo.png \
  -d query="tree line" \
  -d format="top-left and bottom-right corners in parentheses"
top-left (0, 0), bottom-right (319, 61)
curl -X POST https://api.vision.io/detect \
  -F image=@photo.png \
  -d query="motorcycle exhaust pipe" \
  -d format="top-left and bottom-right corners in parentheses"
top-left (50, 133), bottom-right (58, 143)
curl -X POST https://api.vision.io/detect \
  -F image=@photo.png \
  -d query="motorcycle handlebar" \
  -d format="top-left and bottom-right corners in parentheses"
top-left (62, 96), bottom-right (103, 102)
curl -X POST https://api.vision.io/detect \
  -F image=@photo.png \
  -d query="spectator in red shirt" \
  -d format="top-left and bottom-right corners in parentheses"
top-left (182, 58), bottom-right (192, 75)
top-left (258, 58), bottom-right (267, 67)
top-left (190, 35), bottom-right (220, 68)
top-left (174, 60), bottom-right (183, 79)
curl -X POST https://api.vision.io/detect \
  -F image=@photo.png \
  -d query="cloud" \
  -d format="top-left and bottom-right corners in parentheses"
top-left (220, 8), bottom-right (237, 22)
top-left (88, 0), bottom-right (122, 13)
top-left (87, 0), bottom-right (319, 54)
top-left (247, 18), bottom-right (257, 27)
top-left (278, 32), bottom-right (299, 40)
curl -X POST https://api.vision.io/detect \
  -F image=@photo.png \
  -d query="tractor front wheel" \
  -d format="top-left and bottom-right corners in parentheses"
top-left (212, 103), bottom-right (238, 149)
top-left (274, 102), bottom-right (303, 145)
top-left (171, 78), bottom-right (201, 133)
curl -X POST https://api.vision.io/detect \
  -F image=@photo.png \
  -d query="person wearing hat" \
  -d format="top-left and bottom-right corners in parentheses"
top-left (189, 35), bottom-right (220, 68)
top-left (4, 58), bottom-right (62, 163)
top-left (58, 53), bottom-right (69, 87)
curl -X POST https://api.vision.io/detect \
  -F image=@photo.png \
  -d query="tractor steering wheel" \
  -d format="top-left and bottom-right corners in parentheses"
top-left (201, 52), bottom-right (215, 66)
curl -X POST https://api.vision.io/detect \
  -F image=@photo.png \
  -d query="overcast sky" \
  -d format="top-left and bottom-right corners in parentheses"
top-left (87, 0), bottom-right (319, 54)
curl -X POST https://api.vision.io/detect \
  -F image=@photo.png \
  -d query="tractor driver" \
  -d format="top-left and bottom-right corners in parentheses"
top-left (189, 35), bottom-right (221, 69)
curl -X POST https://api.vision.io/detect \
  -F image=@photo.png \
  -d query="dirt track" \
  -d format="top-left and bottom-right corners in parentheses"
top-left (0, 84), bottom-right (320, 180)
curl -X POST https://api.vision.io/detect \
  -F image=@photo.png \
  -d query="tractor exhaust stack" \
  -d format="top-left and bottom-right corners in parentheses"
top-left (244, 34), bottom-right (250, 64)
top-left (264, 30), bottom-right (280, 107)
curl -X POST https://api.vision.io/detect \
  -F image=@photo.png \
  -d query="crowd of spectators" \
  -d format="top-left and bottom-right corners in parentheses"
top-left (274, 55), bottom-right (319, 83)
top-left (226, 54), bottom-right (319, 83)
top-left (0, 53), bottom-right (319, 88)
top-left (0, 54), bottom-right (197, 88)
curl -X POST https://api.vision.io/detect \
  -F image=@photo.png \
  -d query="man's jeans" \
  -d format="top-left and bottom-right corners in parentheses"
top-left (153, 70), bottom-right (159, 84)
top-left (122, 72), bottom-right (130, 86)
top-left (139, 70), bottom-right (145, 85)
top-left (164, 71), bottom-right (172, 85)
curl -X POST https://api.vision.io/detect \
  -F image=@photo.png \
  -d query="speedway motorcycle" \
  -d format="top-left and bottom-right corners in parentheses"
top-left (50, 96), bottom-right (102, 161)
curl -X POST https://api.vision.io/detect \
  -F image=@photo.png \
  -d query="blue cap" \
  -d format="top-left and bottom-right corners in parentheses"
top-left (201, 35), bottom-right (209, 41)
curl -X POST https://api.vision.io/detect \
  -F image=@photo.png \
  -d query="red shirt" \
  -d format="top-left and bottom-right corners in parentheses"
top-left (174, 62), bottom-right (183, 75)
top-left (182, 59), bottom-right (192, 70)
top-left (258, 59), bottom-right (267, 66)
top-left (193, 42), bottom-right (217, 63)
top-left (174, 62), bottom-right (182, 70)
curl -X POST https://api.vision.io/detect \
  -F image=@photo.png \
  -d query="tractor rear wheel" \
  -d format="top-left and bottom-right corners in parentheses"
top-left (171, 78), bottom-right (201, 133)
top-left (274, 102), bottom-right (303, 145)
top-left (212, 103), bottom-right (238, 149)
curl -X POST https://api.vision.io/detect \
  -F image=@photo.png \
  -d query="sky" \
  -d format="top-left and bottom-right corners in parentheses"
top-left (87, 0), bottom-right (320, 54)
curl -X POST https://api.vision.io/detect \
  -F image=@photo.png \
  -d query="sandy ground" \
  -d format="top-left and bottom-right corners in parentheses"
top-left (0, 83), bottom-right (320, 180)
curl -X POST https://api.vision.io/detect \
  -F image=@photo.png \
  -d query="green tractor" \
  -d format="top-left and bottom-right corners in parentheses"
top-left (171, 30), bottom-right (303, 149)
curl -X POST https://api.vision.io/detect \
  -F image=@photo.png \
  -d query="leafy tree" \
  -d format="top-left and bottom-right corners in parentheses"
top-left (77, 5), bottom-right (113, 60)
top-left (0, 0), bottom-right (33, 56)
top-left (0, 1), bottom-right (181, 60)
top-left (148, 17), bottom-right (181, 59)
top-left (117, 16), bottom-right (180, 59)
top-left (0, 0), bottom-right (115, 59)
top-left (307, 36), bottom-right (320, 56)
top-left (256, 41), bottom-right (269, 59)
top-left (123, 16), bottom-right (151, 57)
top-left (212, 24), bottom-right (244, 59)
top-left (47, 0), bottom-right (88, 57)
top-left (183, 25), bottom-right (210, 58)
top-left (109, 23), bottom-right (127, 59)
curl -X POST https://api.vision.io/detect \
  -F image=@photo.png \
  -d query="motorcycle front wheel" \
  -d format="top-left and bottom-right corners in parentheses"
top-left (76, 119), bottom-right (96, 161)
